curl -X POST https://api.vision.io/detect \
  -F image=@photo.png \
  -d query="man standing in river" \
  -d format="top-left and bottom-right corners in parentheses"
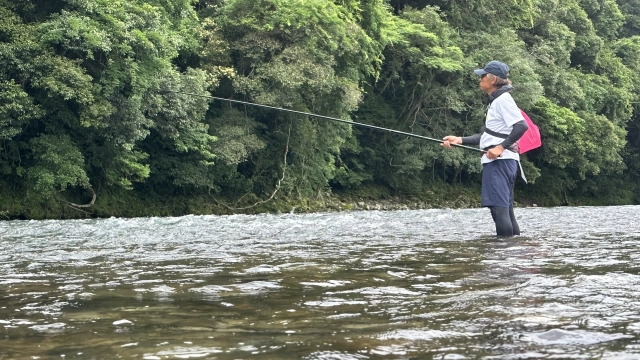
top-left (441, 61), bottom-right (528, 236)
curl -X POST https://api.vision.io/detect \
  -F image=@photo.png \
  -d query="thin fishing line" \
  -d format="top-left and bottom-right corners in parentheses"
top-left (165, 90), bottom-right (484, 153)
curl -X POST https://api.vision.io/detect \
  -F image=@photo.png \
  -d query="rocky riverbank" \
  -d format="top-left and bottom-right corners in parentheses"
top-left (0, 182), bottom-right (614, 220)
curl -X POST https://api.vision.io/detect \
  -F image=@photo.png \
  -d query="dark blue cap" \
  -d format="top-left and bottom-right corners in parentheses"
top-left (474, 61), bottom-right (509, 79)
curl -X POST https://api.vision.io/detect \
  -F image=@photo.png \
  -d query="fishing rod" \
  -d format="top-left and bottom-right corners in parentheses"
top-left (166, 91), bottom-right (484, 153)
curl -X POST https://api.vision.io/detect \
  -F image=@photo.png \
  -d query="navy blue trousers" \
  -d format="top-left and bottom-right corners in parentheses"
top-left (481, 160), bottom-right (520, 236)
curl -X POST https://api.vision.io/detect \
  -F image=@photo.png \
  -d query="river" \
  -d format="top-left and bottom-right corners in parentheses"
top-left (1, 206), bottom-right (639, 359)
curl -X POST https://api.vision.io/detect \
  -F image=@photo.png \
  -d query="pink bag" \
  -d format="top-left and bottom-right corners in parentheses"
top-left (517, 110), bottom-right (541, 154)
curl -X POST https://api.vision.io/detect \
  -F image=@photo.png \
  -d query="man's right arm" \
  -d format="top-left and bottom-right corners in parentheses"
top-left (461, 133), bottom-right (482, 145)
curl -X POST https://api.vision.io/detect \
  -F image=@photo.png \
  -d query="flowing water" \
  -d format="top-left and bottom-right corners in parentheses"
top-left (1, 206), bottom-right (640, 359)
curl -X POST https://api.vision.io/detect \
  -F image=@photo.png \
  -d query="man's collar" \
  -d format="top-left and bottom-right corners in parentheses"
top-left (487, 85), bottom-right (514, 104)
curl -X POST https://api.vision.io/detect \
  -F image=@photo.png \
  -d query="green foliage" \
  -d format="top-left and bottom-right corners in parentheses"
top-left (0, 81), bottom-right (43, 139)
top-left (581, 0), bottom-right (625, 40)
top-left (531, 97), bottom-right (626, 184)
top-left (613, 36), bottom-right (640, 71)
top-left (218, 0), bottom-right (388, 82)
top-left (209, 108), bottom-right (265, 166)
top-left (196, 0), bottom-right (396, 202)
top-left (522, 2), bottom-right (576, 67)
top-left (1, 0), bottom-right (639, 218)
top-left (26, 134), bottom-right (90, 199)
top-left (617, 0), bottom-right (640, 37)
top-left (0, 0), bottom-right (213, 207)
top-left (444, 0), bottom-right (537, 31)
top-left (560, 0), bottom-right (603, 69)
top-left (350, 6), bottom-right (474, 192)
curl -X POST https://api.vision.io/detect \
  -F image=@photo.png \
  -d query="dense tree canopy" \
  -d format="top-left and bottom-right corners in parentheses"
top-left (0, 0), bottom-right (638, 218)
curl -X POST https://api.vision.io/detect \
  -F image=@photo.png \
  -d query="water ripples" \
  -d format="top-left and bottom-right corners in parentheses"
top-left (0, 206), bottom-right (639, 358)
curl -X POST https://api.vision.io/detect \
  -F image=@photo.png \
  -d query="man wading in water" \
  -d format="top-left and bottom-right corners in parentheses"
top-left (442, 61), bottom-right (528, 237)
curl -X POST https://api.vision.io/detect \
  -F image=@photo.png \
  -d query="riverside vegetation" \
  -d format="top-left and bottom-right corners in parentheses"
top-left (1, 0), bottom-right (639, 219)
